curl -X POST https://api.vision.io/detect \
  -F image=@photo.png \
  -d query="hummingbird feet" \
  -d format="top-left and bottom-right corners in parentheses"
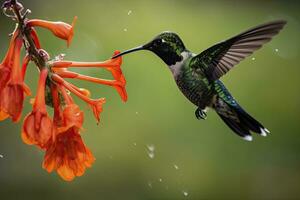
top-left (195, 108), bottom-right (207, 120)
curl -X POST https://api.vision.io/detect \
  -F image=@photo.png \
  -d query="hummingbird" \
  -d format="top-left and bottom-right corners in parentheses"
top-left (113, 20), bottom-right (286, 141)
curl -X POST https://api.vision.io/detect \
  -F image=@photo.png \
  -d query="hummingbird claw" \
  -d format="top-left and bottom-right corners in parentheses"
top-left (195, 108), bottom-right (207, 120)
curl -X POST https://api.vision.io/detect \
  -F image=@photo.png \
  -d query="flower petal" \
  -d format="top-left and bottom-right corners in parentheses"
top-left (22, 111), bottom-right (53, 148)
top-left (0, 109), bottom-right (9, 121)
top-left (27, 17), bottom-right (77, 47)
top-left (90, 98), bottom-right (106, 123)
top-left (43, 128), bottom-right (94, 181)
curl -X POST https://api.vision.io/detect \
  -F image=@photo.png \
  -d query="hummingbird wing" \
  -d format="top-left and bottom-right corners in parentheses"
top-left (190, 20), bottom-right (286, 81)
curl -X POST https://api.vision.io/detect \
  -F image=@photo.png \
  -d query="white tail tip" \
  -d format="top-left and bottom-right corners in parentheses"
top-left (260, 128), bottom-right (270, 137)
top-left (243, 135), bottom-right (253, 142)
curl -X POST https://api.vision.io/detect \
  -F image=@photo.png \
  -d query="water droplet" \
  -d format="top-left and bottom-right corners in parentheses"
top-left (148, 151), bottom-right (155, 159)
top-left (123, 28), bottom-right (128, 32)
top-left (174, 164), bottom-right (179, 170)
top-left (135, 111), bottom-right (139, 115)
top-left (275, 48), bottom-right (279, 52)
top-left (0, 154), bottom-right (3, 158)
top-left (55, 53), bottom-right (66, 61)
top-left (148, 181), bottom-right (152, 188)
top-left (128, 10), bottom-right (132, 15)
top-left (159, 178), bottom-right (163, 182)
top-left (251, 57), bottom-right (256, 61)
top-left (147, 144), bottom-right (155, 152)
top-left (183, 191), bottom-right (189, 197)
top-left (146, 144), bottom-right (155, 158)
top-left (133, 142), bottom-right (137, 146)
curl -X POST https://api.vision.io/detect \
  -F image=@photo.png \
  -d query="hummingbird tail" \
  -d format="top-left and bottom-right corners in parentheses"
top-left (214, 97), bottom-right (269, 141)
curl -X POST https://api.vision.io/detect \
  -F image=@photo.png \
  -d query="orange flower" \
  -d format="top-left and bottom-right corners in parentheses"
top-left (53, 69), bottom-right (125, 102)
top-left (0, 29), bottom-right (20, 93)
top-left (30, 28), bottom-right (41, 49)
top-left (43, 87), bottom-right (94, 181)
top-left (90, 98), bottom-right (106, 123)
top-left (43, 127), bottom-right (95, 181)
top-left (27, 16), bottom-right (77, 47)
top-left (21, 54), bottom-right (30, 81)
top-left (0, 28), bottom-right (20, 122)
top-left (51, 74), bottom-right (106, 123)
top-left (22, 69), bottom-right (52, 149)
top-left (0, 30), bottom-right (31, 122)
top-left (107, 51), bottom-right (127, 102)
top-left (57, 87), bottom-right (84, 133)
top-left (50, 51), bottom-right (128, 102)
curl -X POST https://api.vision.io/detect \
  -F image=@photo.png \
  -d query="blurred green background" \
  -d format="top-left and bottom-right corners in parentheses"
top-left (0, 0), bottom-right (300, 199)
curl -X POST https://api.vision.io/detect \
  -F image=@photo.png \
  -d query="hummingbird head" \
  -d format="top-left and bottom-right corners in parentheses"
top-left (112, 32), bottom-right (186, 66)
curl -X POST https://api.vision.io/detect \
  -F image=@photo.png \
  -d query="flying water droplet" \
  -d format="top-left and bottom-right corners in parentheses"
top-left (251, 57), bottom-right (256, 61)
top-left (0, 154), bottom-right (3, 158)
top-left (133, 142), bottom-right (137, 146)
top-left (128, 10), bottom-right (132, 15)
top-left (183, 191), bottom-right (189, 197)
top-left (146, 144), bottom-right (155, 159)
top-left (275, 48), bottom-right (279, 52)
top-left (148, 181), bottom-right (152, 188)
top-left (174, 164), bottom-right (179, 170)
top-left (148, 151), bottom-right (155, 159)
top-left (135, 111), bottom-right (139, 115)
top-left (147, 144), bottom-right (155, 152)
top-left (159, 178), bottom-right (163, 182)
top-left (123, 28), bottom-right (128, 32)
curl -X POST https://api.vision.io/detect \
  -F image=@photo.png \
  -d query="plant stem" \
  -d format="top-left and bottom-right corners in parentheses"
top-left (11, 0), bottom-right (47, 71)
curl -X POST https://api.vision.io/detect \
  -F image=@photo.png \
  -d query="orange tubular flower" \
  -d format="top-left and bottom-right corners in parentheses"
top-left (21, 54), bottom-right (30, 81)
top-left (43, 84), bottom-right (94, 181)
top-left (30, 28), bottom-right (42, 49)
top-left (0, 29), bottom-right (20, 93)
top-left (51, 51), bottom-right (127, 102)
top-left (27, 16), bottom-right (77, 47)
top-left (22, 69), bottom-right (52, 149)
top-left (54, 69), bottom-right (125, 101)
top-left (43, 127), bottom-right (95, 181)
top-left (57, 86), bottom-right (84, 133)
top-left (51, 74), bottom-right (106, 123)
top-left (0, 31), bottom-right (17, 121)
top-left (0, 31), bottom-right (31, 122)
top-left (109, 51), bottom-right (127, 101)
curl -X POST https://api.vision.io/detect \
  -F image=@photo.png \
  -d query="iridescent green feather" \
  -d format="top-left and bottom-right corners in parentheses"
top-left (214, 80), bottom-right (238, 107)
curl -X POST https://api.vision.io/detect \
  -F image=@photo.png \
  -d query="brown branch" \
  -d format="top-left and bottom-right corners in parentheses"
top-left (10, 0), bottom-right (47, 70)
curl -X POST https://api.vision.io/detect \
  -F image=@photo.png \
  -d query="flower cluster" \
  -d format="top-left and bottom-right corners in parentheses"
top-left (0, 0), bottom-right (127, 181)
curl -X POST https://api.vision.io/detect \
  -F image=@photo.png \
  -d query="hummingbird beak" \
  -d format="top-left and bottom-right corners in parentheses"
top-left (111, 45), bottom-right (147, 59)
